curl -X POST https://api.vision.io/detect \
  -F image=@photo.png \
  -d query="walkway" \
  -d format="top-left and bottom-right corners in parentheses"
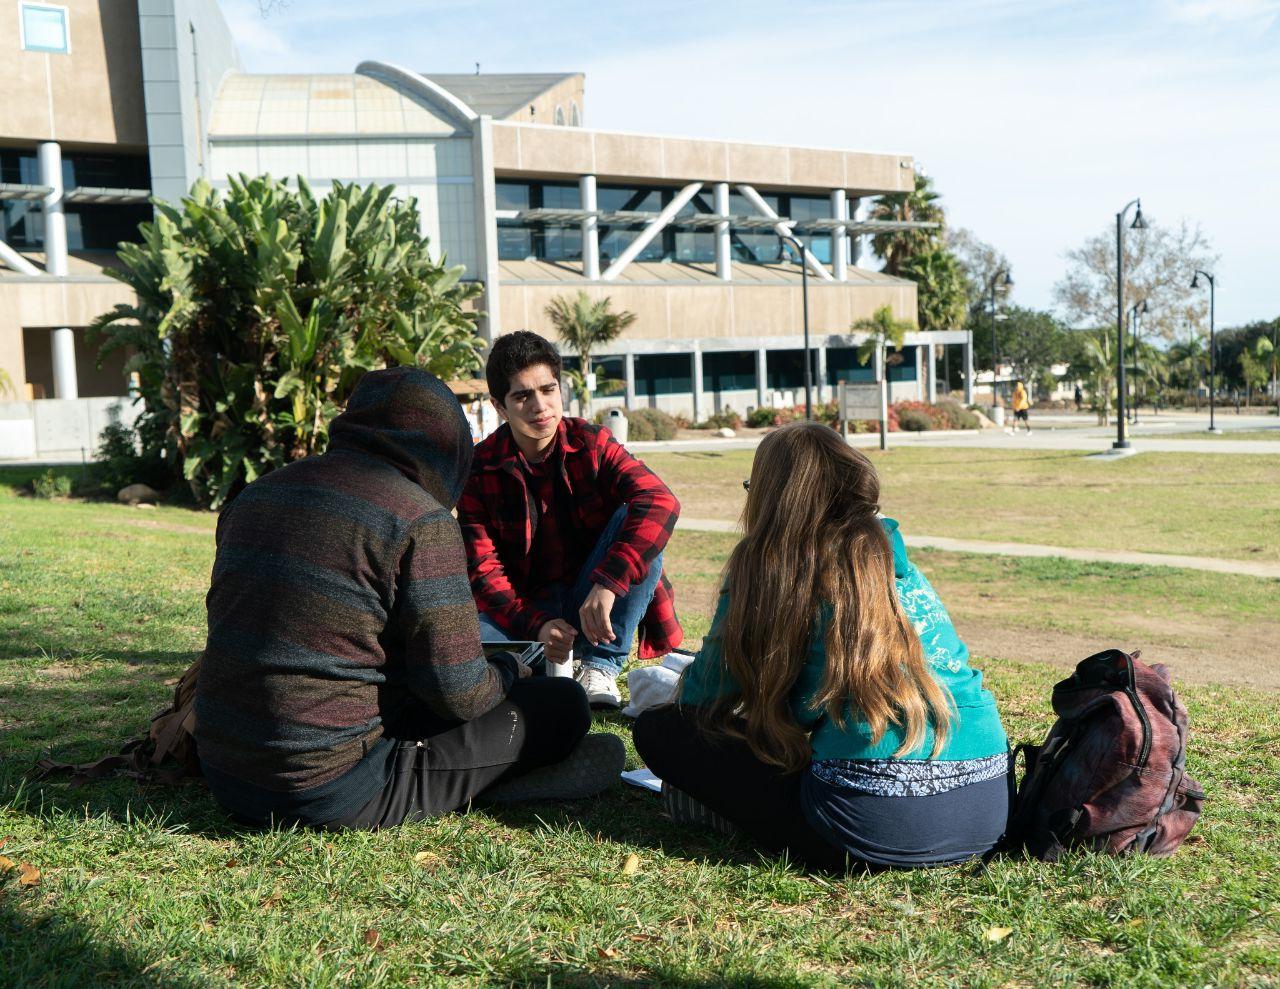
top-left (629, 411), bottom-right (1280, 456)
top-left (675, 518), bottom-right (1280, 580)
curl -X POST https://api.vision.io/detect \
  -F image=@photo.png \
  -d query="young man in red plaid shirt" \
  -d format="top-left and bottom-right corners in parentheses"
top-left (458, 332), bottom-right (683, 708)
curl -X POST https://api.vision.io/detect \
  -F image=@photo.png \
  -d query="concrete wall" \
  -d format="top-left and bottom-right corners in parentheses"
top-left (0, 395), bottom-right (139, 459)
top-left (500, 281), bottom-right (917, 341)
top-left (1, 0), bottom-right (147, 148)
top-left (0, 276), bottom-right (135, 394)
top-left (522, 75), bottom-right (585, 128)
top-left (139, 0), bottom-right (241, 205)
top-left (491, 122), bottom-right (914, 194)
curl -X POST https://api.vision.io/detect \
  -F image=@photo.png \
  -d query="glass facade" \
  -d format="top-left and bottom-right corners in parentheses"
top-left (495, 182), bottom-right (843, 268)
top-left (702, 350), bottom-right (757, 392)
top-left (635, 353), bottom-right (692, 396)
top-left (0, 148), bottom-right (151, 251)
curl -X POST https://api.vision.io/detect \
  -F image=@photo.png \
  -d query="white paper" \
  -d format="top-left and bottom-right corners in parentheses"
top-left (621, 767), bottom-right (663, 793)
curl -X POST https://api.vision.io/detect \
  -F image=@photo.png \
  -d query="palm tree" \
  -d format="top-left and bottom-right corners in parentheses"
top-left (899, 248), bottom-right (968, 332)
top-left (544, 291), bottom-right (637, 417)
top-left (869, 173), bottom-right (945, 276)
top-left (852, 305), bottom-right (916, 372)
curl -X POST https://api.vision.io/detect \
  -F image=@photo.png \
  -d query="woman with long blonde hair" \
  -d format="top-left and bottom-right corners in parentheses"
top-left (633, 421), bottom-right (1008, 870)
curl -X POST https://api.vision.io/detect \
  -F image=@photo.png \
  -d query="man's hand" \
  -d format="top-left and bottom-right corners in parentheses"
top-left (537, 618), bottom-right (577, 664)
top-left (579, 584), bottom-right (617, 646)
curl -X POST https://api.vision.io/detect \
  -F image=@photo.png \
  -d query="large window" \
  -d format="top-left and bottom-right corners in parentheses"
top-left (496, 180), bottom-right (582, 261)
top-left (20, 2), bottom-right (69, 53)
top-left (702, 351), bottom-right (757, 392)
top-left (635, 353), bottom-right (691, 396)
top-left (0, 147), bottom-right (150, 250)
top-left (494, 181), bottom-right (842, 268)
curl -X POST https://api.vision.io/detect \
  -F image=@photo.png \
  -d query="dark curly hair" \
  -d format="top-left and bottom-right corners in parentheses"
top-left (486, 331), bottom-right (563, 404)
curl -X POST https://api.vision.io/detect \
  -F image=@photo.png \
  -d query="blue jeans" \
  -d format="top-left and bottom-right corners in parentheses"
top-left (477, 506), bottom-right (663, 677)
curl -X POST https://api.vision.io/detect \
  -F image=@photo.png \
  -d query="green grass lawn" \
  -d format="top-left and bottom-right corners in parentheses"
top-left (1158, 430), bottom-right (1280, 440)
top-left (2, 488), bottom-right (1278, 987)
top-left (644, 448), bottom-right (1280, 563)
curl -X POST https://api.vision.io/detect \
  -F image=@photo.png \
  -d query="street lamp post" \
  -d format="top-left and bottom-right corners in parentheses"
top-left (1129, 299), bottom-right (1149, 425)
top-left (779, 232), bottom-right (813, 420)
top-left (1191, 270), bottom-right (1218, 433)
top-left (1114, 198), bottom-right (1147, 450)
top-left (989, 269), bottom-right (1012, 405)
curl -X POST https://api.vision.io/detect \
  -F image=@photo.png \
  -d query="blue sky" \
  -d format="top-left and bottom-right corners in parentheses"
top-left (223, 0), bottom-right (1280, 326)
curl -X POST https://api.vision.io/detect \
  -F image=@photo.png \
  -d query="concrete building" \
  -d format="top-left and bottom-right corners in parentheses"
top-left (2, 0), bottom-right (972, 458)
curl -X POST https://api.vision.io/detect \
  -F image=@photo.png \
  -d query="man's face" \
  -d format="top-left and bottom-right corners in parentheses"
top-left (494, 363), bottom-right (563, 449)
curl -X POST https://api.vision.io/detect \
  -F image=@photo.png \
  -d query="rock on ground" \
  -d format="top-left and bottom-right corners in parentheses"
top-left (117, 483), bottom-right (159, 506)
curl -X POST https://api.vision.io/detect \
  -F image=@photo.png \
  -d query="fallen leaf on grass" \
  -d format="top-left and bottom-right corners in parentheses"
top-left (0, 837), bottom-right (8, 850)
top-left (18, 864), bottom-right (40, 887)
top-left (597, 946), bottom-right (619, 960)
top-left (0, 855), bottom-right (13, 871)
top-left (984, 927), bottom-right (1014, 943)
top-left (363, 928), bottom-right (384, 952)
top-left (412, 851), bottom-right (442, 869)
top-left (224, 858), bottom-right (240, 868)
top-left (621, 853), bottom-right (640, 875)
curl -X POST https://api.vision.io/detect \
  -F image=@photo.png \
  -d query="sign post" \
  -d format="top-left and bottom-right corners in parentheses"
top-left (838, 379), bottom-right (887, 448)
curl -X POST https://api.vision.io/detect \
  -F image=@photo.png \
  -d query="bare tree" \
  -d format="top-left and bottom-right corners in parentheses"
top-left (258, 0), bottom-right (290, 14)
top-left (1054, 219), bottom-right (1218, 344)
top-left (949, 227), bottom-right (1012, 311)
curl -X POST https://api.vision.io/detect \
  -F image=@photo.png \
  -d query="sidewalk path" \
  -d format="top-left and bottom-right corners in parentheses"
top-left (675, 518), bottom-right (1280, 580)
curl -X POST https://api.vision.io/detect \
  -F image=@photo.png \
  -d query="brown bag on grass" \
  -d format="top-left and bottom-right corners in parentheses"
top-left (34, 654), bottom-right (203, 786)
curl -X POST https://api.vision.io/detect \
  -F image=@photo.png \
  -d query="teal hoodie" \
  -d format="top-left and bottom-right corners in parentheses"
top-left (678, 518), bottom-right (1007, 762)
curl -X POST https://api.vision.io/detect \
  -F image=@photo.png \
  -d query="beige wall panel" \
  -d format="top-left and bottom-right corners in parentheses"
top-left (658, 139), bottom-right (726, 182)
top-left (806, 287), bottom-right (854, 335)
top-left (845, 152), bottom-right (914, 194)
top-left (2, 0), bottom-right (147, 147)
top-left (510, 126), bottom-right (594, 175)
top-left (666, 286), bottom-right (732, 339)
top-left (787, 148), bottom-right (845, 191)
top-left (593, 132), bottom-right (664, 180)
top-left (729, 287), bottom-right (799, 339)
top-left (726, 144), bottom-right (790, 185)
top-left (518, 75), bottom-right (585, 126)
top-left (0, 310), bottom-right (26, 392)
top-left (491, 124), bottom-right (521, 170)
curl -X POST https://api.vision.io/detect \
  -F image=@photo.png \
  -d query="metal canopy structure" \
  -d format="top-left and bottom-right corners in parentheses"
top-left (64, 187), bottom-right (152, 205)
top-left (0, 183), bottom-right (52, 202)
top-left (0, 183), bottom-right (152, 205)
top-left (509, 207), bottom-right (938, 234)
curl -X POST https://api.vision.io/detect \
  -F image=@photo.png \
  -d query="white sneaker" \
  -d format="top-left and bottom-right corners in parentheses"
top-left (576, 665), bottom-right (622, 710)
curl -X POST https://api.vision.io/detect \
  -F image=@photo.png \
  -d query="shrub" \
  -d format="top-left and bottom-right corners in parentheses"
top-left (698, 407), bottom-right (742, 430)
top-left (91, 176), bottom-right (484, 508)
top-left (91, 409), bottom-right (170, 496)
top-left (934, 397), bottom-right (981, 430)
top-left (31, 469), bottom-right (73, 499)
top-left (746, 407), bottom-right (776, 428)
top-left (628, 407), bottom-right (678, 441)
top-left (897, 408), bottom-right (933, 431)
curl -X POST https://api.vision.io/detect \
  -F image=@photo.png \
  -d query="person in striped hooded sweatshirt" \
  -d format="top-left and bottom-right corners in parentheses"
top-left (195, 366), bottom-right (622, 829)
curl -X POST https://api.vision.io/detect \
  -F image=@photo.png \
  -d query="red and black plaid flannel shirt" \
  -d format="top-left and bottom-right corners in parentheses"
top-left (457, 417), bottom-right (683, 660)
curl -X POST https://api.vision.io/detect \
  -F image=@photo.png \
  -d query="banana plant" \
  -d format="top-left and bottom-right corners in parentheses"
top-left (92, 176), bottom-right (484, 507)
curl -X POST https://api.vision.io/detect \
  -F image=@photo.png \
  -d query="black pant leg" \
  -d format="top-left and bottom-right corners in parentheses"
top-left (633, 704), bottom-right (853, 872)
top-left (338, 677), bottom-right (590, 828)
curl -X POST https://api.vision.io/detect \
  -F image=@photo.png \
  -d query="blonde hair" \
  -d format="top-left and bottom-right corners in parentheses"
top-left (695, 420), bottom-right (951, 771)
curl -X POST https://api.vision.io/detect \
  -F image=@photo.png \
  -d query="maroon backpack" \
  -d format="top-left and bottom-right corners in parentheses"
top-left (1004, 649), bottom-right (1205, 860)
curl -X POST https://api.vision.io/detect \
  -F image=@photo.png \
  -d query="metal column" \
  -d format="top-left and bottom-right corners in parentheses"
top-left (925, 341), bottom-right (937, 404)
top-left (714, 182), bottom-right (731, 281)
top-left (756, 347), bottom-right (768, 408)
top-left (830, 189), bottom-right (847, 282)
top-left (580, 174), bottom-right (599, 280)
top-left (624, 352), bottom-right (636, 409)
top-left (691, 347), bottom-right (704, 424)
top-left (816, 344), bottom-right (828, 403)
top-left (39, 141), bottom-right (77, 400)
top-left (963, 332), bottom-right (975, 404)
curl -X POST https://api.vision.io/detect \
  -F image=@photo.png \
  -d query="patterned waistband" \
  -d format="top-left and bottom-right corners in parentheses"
top-left (810, 752), bottom-right (1010, 797)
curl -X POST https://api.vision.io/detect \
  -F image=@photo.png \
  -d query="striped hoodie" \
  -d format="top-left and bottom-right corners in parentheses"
top-left (195, 367), bottom-right (519, 825)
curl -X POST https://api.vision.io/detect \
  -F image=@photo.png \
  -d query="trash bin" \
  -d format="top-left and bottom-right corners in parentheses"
top-left (606, 408), bottom-right (629, 444)
top-left (990, 406), bottom-right (1006, 427)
